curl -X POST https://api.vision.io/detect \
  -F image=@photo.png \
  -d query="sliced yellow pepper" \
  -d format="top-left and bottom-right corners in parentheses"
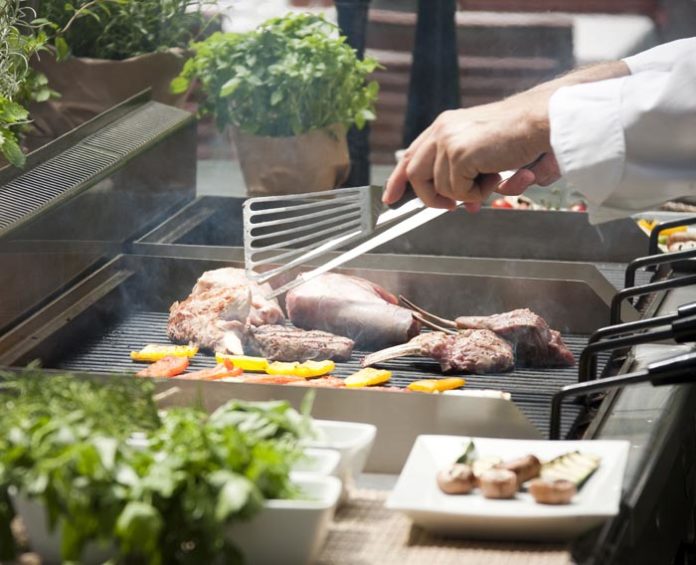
top-left (266, 360), bottom-right (335, 378)
top-left (130, 344), bottom-right (198, 362)
top-left (216, 353), bottom-right (269, 372)
top-left (407, 377), bottom-right (466, 393)
top-left (344, 367), bottom-right (392, 388)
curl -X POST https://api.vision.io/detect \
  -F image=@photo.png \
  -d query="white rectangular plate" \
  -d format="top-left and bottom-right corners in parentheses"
top-left (386, 435), bottom-right (629, 542)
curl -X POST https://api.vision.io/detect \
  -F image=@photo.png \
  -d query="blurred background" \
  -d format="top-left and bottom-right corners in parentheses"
top-left (193, 0), bottom-right (694, 204)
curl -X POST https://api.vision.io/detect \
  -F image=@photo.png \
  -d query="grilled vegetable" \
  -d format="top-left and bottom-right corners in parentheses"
top-left (437, 463), bottom-right (475, 494)
top-left (130, 344), bottom-right (198, 362)
top-left (455, 440), bottom-right (478, 465)
top-left (266, 360), bottom-right (335, 378)
top-left (529, 478), bottom-right (576, 505)
top-left (541, 451), bottom-right (601, 487)
top-left (344, 367), bottom-right (391, 388)
top-left (479, 468), bottom-right (518, 499)
top-left (174, 359), bottom-right (243, 381)
top-left (136, 356), bottom-right (189, 378)
top-left (407, 377), bottom-right (465, 393)
top-left (501, 454), bottom-right (542, 485)
top-left (216, 353), bottom-right (269, 372)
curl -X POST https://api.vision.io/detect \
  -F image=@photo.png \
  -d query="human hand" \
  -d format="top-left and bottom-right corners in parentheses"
top-left (383, 91), bottom-right (558, 211)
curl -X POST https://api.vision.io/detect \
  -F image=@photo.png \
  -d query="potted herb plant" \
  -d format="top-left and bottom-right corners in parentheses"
top-left (0, 0), bottom-right (54, 168)
top-left (25, 0), bottom-right (219, 146)
top-left (172, 13), bottom-right (380, 196)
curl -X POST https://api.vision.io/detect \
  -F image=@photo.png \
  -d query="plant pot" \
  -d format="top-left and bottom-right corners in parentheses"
top-left (12, 476), bottom-right (341, 565)
top-left (26, 49), bottom-right (188, 149)
top-left (232, 124), bottom-right (351, 196)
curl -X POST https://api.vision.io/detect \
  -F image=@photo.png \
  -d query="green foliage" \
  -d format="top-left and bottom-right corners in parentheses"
top-left (37, 0), bottom-right (220, 60)
top-left (173, 13), bottom-right (380, 136)
top-left (0, 369), bottom-right (311, 563)
top-left (0, 0), bottom-right (55, 167)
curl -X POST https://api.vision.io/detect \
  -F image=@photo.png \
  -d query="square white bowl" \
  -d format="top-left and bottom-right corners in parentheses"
top-left (304, 419), bottom-right (377, 487)
top-left (230, 475), bottom-right (341, 565)
top-left (12, 475), bottom-right (341, 565)
top-left (387, 435), bottom-right (630, 542)
top-left (292, 447), bottom-right (341, 478)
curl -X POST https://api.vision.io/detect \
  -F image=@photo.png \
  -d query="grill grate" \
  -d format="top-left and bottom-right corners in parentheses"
top-left (57, 311), bottom-right (592, 438)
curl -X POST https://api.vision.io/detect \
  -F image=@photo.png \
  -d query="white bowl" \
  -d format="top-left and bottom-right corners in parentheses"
top-left (292, 447), bottom-right (341, 478)
top-left (230, 475), bottom-right (341, 565)
top-left (304, 419), bottom-right (377, 487)
top-left (12, 475), bottom-right (341, 565)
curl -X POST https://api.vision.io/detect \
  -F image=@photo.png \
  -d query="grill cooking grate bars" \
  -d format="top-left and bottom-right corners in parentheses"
top-left (56, 310), bottom-right (590, 438)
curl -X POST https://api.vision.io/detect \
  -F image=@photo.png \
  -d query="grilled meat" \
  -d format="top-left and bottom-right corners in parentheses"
top-left (192, 268), bottom-right (284, 325)
top-left (168, 268), bottom-right (284, 354)
top-left (246, 325), bottom-right (354, 362)
top-left (286, 273), bottom-right (420, 349)
top-left (362, 330), bottom-right (514, 374)
top-left (168, 286), bottom-right (250, 354)
top-left (454, 309), bottom-right (575, 367)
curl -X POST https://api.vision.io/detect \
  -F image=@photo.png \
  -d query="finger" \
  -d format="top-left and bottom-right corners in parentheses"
top-left (465, 202), bottom-right (482, 213)
top-left (383, 157), bottom-right (409, 204)
top-left (407, 141), bottom-right (456, 209)
top-left (434, 149), bottom-right (454, 200)
top-left (477, 173), bottom-right (502, 198)
top-left (496, 169), bottom-right (536, 195)
top-left (526, 153), bottom-right (561, 187)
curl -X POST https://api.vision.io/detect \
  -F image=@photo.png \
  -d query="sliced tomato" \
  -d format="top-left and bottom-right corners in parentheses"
top-left (491, 198), bottom-right (513, 209)
top-left (237, 374), bottom-right (305, 385)
top-left (287, 376), bottom-right (346, 388)
top-left (175, 359), bottom-right (243, 381)
top-left (136, 356), bottom-right (189, 378)
top-left (569, 201), bottom-right (587, 212)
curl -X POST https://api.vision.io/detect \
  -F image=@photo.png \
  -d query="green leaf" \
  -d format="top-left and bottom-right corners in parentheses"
top-left (270, 90), bottom-right (283, 106)
top-left (1, 137), bottom-right (26, 168)
top-left (170, 76), bottom-right (189, 95)
top-left (213, 472), bottom-right (257, 521)
top-left (55, 37), bottom-right (70, 61)
top-left (220, 77), bottom-right (241, 98)
top-left (115, 501), bottom-right (163, 555)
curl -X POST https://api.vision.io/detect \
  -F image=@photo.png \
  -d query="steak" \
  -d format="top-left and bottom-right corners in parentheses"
top-left (362, 330), bottom-right (514, 374)
top-left (246, 325), bottom-right (354, 362)
top-left (286, 273), bottom-right (420, 349)
top-left (454, 309), bottom-right (575, 367)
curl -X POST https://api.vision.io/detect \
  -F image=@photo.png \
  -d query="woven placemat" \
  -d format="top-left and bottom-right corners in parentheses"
top-left (315, 489), bottom-right (572, 565)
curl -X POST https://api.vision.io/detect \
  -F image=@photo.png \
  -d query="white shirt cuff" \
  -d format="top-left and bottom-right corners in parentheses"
top-left (623, 38), bottom-right (696, 74)
top-left (549, 77), bottom-right (627, 220)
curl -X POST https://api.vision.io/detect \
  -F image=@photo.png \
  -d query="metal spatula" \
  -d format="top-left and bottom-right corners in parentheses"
top-left (243, 185), bottom-right (452, 298)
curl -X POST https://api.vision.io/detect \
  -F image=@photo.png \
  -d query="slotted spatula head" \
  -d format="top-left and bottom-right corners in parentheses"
top-left (243, 185), bottom-right (418, 287)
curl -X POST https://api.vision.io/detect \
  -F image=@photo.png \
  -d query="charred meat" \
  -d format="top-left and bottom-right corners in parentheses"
top-left (168, 268), bottom-right (284, 354)
top-left (286, 273), bottom-right (420, 349)
top-left (401, 297), bottom-right (574, 368)
top-left (362, 330), bottom-right (514, 374)
top-left (245, 325), bottom-right (354, 362)
top-left (453, 309), bottom-right (575, 367)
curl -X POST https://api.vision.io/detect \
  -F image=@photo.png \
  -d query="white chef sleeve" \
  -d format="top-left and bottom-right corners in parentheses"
top-left (549, 47), bottom-right (696, 223)
top-left (623, 37), bottom-right (696, 73)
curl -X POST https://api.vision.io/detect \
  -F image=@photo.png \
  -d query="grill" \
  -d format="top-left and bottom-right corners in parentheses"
top-left (3, 94), bottom-right (696, 564)
top-left (56, 309), bottom-right (588, 435)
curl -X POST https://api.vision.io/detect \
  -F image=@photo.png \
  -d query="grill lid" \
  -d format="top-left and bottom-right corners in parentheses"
top-left (0, 91), bottom-right (194, 239)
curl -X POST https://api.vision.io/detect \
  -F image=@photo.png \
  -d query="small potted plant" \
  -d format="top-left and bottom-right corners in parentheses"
top-left (172, 12), bottom-right (380, 196)
top-left (0, 1), bottom-right (54, 168)
top-left (25, 0), bottom-right (219, 146)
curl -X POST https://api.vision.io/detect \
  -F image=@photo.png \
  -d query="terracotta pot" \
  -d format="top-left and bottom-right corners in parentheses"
top-left (232, 124), bottom-right (351, 196)
top-left (26, 49), bottom-right (188, 149)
